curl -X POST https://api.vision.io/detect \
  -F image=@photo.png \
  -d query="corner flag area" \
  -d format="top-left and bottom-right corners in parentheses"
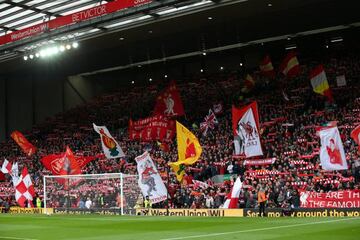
top-left (0, 215), bottom-right (359, 240)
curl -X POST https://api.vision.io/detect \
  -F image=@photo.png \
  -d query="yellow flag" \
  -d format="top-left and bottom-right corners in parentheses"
top-left (169, 162), bottom-right (186, 182)
top-left (169, 121), bottom-right (202, 182)
top-left (176, 121), bottom-right (202, 164)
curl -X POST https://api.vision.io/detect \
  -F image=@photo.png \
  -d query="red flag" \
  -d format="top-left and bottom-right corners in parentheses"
top-left (76, 154), bottom-right (104, 168)
top-left (61, 147), bottom-right (81, 175)
top-left (41, 147), bottom-right (81, 176)
top-left (41, 151), bottom-right (101, 175)
top-left (11, 131), bottom-right (36, 156)
top-left (279, 51), bottom-right (300, 78)
top-left (154, 81), bottom-right (184, 117)
top-left (351, 125), bottom-right (360, 150)
top-left (232, 102), bottom-right (263, 157)
top-left (15, 167), bottom-right (35, 207)
top-left (259, 55), bottom-right (275, 78)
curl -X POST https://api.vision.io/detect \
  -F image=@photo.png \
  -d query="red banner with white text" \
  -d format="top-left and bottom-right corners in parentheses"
top-left (300, 190), bottom-right (360, 208)
top-left (129, 115), bottom-right (175, 142)
top-left (0, 0), bottom-right (152, 46)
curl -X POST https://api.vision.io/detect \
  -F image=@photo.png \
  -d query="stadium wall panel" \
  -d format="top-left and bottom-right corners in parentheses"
top-left (33, 74), bottom-right (64, 124)
top-left (7, 76), bottom-right (34, 134)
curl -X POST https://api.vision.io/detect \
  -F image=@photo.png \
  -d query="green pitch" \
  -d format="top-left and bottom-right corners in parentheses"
top-left (0, 215), bottom-right (359, 240)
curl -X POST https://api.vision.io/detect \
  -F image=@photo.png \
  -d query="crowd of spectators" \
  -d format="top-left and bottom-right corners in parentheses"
top-left (0, 51), bottom-right (360, 211)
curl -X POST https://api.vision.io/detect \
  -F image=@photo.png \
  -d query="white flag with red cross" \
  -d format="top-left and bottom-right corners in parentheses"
top-left (223, 177), bottom-right (243, 209)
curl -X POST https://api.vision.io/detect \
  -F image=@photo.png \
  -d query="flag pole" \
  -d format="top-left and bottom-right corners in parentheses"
top-left (43, 175), bottom-right (47, 215)
top-left (120, 172), bottom-right (124, 216)
top-left (166, 165), bottom-right (170, 216)
top-left (67, 177), bottom-right (70, 214)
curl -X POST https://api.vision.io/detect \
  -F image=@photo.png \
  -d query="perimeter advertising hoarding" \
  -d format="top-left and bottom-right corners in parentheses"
top-left (136, 208), bottom-right (244, 217)
top-left (53, 208), bottom-right (124, 215)
top-left (3, 207), bottom-right (359, 217)
top-left (244, 208), bottom-right (360, 217)
top-left (0, 207), bottom-right (53, 214)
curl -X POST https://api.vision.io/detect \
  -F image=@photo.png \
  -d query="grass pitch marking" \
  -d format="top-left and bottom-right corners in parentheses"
top-left (0, 237), bottom-right (39, 240)
top-left (161, 217), bottom-right (359, 240)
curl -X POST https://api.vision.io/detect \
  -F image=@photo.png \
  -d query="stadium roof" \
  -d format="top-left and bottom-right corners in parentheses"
top-left (0, 0), bottom-right (359, 75)
top-left (0, 0), bottom-right (239, 61)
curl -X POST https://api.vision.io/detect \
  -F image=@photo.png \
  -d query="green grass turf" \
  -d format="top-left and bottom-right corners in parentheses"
top-left (0, 215), bottom-right (359, 240)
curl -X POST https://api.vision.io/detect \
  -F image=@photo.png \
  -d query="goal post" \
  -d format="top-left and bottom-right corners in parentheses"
top-left (43, 173), bottom-right (142, 215)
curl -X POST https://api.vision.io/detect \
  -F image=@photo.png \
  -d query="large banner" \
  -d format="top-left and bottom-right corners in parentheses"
top-left (135, 152), bottom-right (167, 204)
top-left (0, 0), bottom-right (152, 46)
top-left (300, 190), bottom-right (360, 208)
top-left (129, 115), bottom-right (175, 142)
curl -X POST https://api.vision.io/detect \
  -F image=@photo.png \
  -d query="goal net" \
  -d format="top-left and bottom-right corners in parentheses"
top-left (43, 173), bottom-right (142, 215)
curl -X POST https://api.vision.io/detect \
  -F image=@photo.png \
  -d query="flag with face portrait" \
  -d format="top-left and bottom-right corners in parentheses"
top-left (319, 126), bottom-right (348, 170)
